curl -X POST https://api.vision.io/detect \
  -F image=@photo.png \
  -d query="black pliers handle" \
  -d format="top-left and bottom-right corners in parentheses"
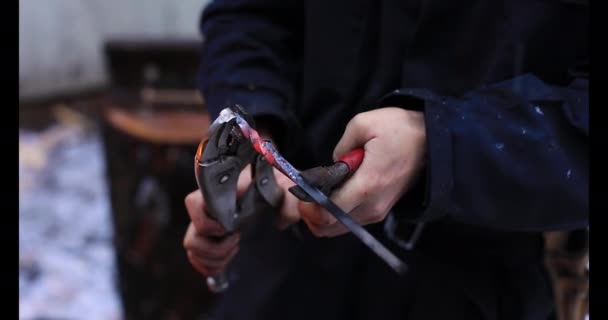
top-left (289, 148), bottom-right (364, 202)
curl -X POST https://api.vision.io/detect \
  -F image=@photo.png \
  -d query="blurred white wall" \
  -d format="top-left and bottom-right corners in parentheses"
top-left (19, 0), bottom-right (211, 101)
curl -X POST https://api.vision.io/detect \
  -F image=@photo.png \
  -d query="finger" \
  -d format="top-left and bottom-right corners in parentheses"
top-left (348, 194), bottom-right (395, 225)
top-left (236, 164), bottom-right (253, 198)
top-left (301, 216), bottom-right (329, 237)
top-left (187, 250), bottom-right (224, 277)
top-left (316, 223), bottom-right (349, 237)
top-left (298, 172), bottom-right (382, 237)
top-left (326, 165), bottom-right (374, 216)
top-left (301, 214), bottom-right (349, 237)
top-left (298, 201), bottom-right (336, 226)
top-left (183, 223), bottom-right (240, 260)
top-left (187, 242), bottom-right (238, 266)
top-left (188, 244), bottom-right (240, 277)
top-left (275, 169), bottom-right (300, 230)
top-left (324, 194), bottom-right (393, 236)
top-left (188, 243), bottom-right (240, 269)
top-left (187, 250), bottom-right (211, 276)
top-left (276, 192), bottom-right (300, 230)
top-left (300, 201), bottom-right (363, 237)
top-left (184, 191), bottom-right (226, 236)
top-left (332, 112), bottom-right (374, 161)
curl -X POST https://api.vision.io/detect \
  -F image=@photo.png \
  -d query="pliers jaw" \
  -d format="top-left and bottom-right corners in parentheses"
top-left (194, 105), bottom-right (282, 233)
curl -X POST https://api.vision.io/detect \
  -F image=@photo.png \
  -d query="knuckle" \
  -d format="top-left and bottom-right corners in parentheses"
top-left (207, 245), bottom-right (228, 259)
top-left (204, 258), bottom-right (228, 269)
top-left (280, 201), bottom-right (300, 221)
top-left (206, 267), bottom-right (223, 276)
top-left (307, 209), bottom-right (331, 225)
top-left (352, 182), bottom-right (372, 200)
top-left (369, 212), bottom-right (384, 223)
top-left (214, 238), bottom-right (238, 257)
top-left (298, 202), bottom-right (318, 220)
top-left (187, 253), bottom-right (204, 270)
top-left (286, 211), bottom-right (300, 223)
top-left (305, 221), bottom-right (326, 237)
top-left (197, 264), bottom-right (212, 276)
top-left (192, 218), bottom-right (206, 235)
top-left (187, 251), bottom-right (199, 263)
top-left (184, 191), bottom-right (199, 208)
top-left (186, 253), bottom-right (196, 266)
top-left (368, 204), bottom-right (388, 223)
top-left (329, 227), bottom-right (346, 237)
top-left (184, 193), bottom-right (194, 206)
top-left (349, 113), bottom-right (367, 131)
top-left (312, 214), bottom-right (330, 226)
top-left (322, 216), bottom-right (334, 225)
top-left (183, 237), bottom-right (191, 250)
top-left (311, 228), bottom-right (325, 237)
top-left (202, 261), bottom-right (218, 272)
top-left (280, 214), bottom-right (299, 227)
top-left (367, 173), bottom-right (387, 190)
top-left (222, 254), bottom-right (235, 266)
top-left (357, 187), bottom-right (370, 201)
top-left (183, 229), bottom-right (196, 250)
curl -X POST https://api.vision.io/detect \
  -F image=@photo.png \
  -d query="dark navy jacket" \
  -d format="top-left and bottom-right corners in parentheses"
top-left (197, 1), bottom-right (588, 319)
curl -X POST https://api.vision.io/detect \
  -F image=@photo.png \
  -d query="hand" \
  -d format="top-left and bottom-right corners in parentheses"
top-left (298, 107), bottom-right (427, 237)
top-left (183, 189), bottom-right (240, 277)
top-left (184, 152), bottom-right (300, 278)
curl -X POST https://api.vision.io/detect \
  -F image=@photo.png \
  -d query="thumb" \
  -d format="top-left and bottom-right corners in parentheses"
top-left (332, 114), bottom-right (374, 161)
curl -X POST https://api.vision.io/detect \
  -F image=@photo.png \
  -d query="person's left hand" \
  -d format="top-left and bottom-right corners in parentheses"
top-left (298, 107), bottom-right (427, 237)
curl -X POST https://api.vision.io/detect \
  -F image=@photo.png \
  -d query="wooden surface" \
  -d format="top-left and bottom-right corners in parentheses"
top-left (104, 106), bottom-right (210, 145)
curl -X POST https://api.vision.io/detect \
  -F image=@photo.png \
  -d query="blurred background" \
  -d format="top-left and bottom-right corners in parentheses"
top-left (18, 1), bottom-right (590, 320)
top-left (19, 1), bottom-right (217, 319)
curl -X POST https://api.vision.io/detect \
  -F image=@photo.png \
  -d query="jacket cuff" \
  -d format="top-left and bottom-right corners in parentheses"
top-left (376, 89), bottom-right (454, 223)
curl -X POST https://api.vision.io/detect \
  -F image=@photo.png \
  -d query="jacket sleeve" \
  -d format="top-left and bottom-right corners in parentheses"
top-left (379, 72), bottom-right (588, 232)
top-left (198, 0), bottom-right (303, 141)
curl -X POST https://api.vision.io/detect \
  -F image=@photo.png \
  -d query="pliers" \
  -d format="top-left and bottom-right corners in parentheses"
top-left (194, 105), bottom-right (364, 292)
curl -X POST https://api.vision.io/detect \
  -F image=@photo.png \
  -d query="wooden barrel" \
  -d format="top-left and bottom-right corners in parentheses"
top-left (100, 38), bottom-right (218, 320)
top-left (101, 105), bottom-right (215, 320)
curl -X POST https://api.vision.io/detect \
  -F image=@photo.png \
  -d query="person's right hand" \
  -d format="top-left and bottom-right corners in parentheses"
top-left (183, 163), bottom-right (301, 277)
